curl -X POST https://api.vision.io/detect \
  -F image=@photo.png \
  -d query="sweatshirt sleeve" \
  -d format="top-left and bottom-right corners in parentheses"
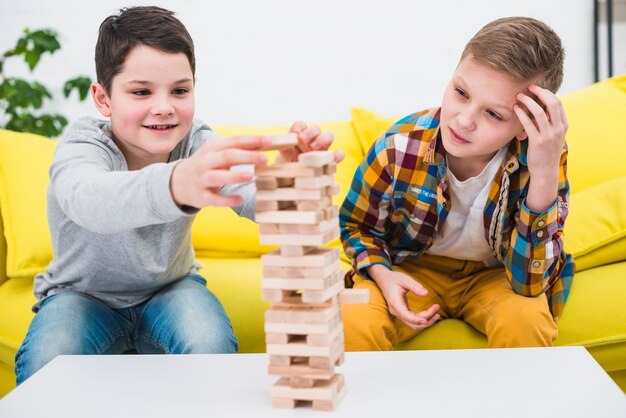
top-left (50, 140), bottom-right (192, 235)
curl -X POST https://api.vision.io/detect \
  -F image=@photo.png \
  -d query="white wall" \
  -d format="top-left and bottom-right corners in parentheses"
top-left (0, 0), bottom-right (607, 129)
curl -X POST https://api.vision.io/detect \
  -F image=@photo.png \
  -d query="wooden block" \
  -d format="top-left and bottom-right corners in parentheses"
top-left (268, 363), bottom-right (335, 380)
top-left (297, 197), bottom-right (332, 211)
top-left (308, 337), bottom-right (344, 369)
top-left (259, 227), bottom-right (339, 246)
top-left (260, 134), bottom-right (298, 151)
top-left (279, 245), bottom-right (315, 256)
top-left (256, 163), bottom-right (322, 178)
top-left (255, 177), bottom-right (278, 190)
top-left (339, 288), bottom-right (370, 304)
top-left (269, 355), bottom-right (291, 367)
top-left (295, 175), bottom-right (334, 190)
top-left (263, 260), bottom-right (340, 279)
top-left (271, 374), bottom-right (344, 402)
top-left (259, 223), bottom-right (280, 234)
top-left (256, 201), bottom-right (294, 212)
top-left (324, 163), bottom-right (337, 175)
top-left (297, 151), bottom-right (334, 167)
top-left (297, 218), bottom-right (337, 234)
top-left (312, 380), bottom-right (347, 411)
top-left (257, 187), bottom-right (325, 202)
top-left (261, 248), bottom-right (340, 267)
top-left (265, 333), bottom-right (291, 344)
top-left (265, 306), bottom-right (339, 325)
top-left (290, 377), bottom-right (316, 388)
top-left (325, 183), bottom-right (340, 197)
top-left (306, 320), bottom-right (343, 346)
top-left (255, 210), bottom-right (324, 225)
top-left (262, 274), bottom-right (335, 291)
top-left (262, 288), bottom-right (293, 302)
top-left (272, 397), bottom-right (297, 409)
top-left (270, 295), bottom-right (337, 309)
top-left (276, 177), bottom-right (295, 187)
top-left (301, 275), bottom-right (344, 304)
top-left (335, 353), bottom-right (345, 366)
top-left (265, 311), bottom-right (341, 335)
top-left (323, 205), bottom-right (339, 220)
top-left (266, 334), bottom-right (344, 357)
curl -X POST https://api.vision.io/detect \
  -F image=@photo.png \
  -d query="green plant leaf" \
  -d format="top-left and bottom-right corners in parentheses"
top-left (63, 76), bottom-right (92, 100)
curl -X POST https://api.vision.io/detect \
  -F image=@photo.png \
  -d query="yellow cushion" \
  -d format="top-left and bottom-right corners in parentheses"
top-left (0, 213), bottom-right (7, 286)
top-left (565, 176), bottom-right (626, 271)
top-left (561, 75), bottom-right (626, 194)
top-left (351, 107), bottom-right (398, 153)
top-left (0, 131), bottom-right (56, 278)
top-left (192, 121), bottom-right (362, 255)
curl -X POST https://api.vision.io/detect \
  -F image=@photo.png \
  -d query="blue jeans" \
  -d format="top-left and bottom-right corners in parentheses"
top-left (15, 275), bottom-right (238, 385)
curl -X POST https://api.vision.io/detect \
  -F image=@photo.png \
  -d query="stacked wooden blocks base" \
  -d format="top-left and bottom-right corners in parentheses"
top-left (255, 147), bottom-right (367, 411)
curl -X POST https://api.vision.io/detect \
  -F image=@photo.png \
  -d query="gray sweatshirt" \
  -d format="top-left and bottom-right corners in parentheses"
top-left (33, 116), bottom-right (256, 311)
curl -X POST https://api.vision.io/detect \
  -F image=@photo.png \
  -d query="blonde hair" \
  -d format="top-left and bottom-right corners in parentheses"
top-left (461, 17), bottom-right (564, 93)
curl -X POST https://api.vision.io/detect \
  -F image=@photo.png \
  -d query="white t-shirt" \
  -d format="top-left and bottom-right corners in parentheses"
top-left (426, 147), bottom-right (507, 263)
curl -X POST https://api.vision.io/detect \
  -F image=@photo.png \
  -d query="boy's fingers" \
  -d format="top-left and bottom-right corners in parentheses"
top-left (202, 170), bottom-right (253, 188)
top-left (297, 124), bottom-right (322, 150)
top-left (310, 130), bottom-right (334, 151)
top-left (517, 93), bottom-right (550, 132)
top-left (514, 104), bottom-right (539, 139)
top-left (402, 277), bottom-right (428, 297)
top-left (529, 85), bottom-right (563, 128)
top-left (204, 149), bottom-right (267, 169)
top-left (204, 135), bottom-right (272, 152)
top-left (288, 120), bottom-right (307, 134)
top-left (333, 149), bottom-right (345, 163)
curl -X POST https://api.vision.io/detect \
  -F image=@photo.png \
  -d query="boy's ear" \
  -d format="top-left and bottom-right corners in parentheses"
top-left (91, 82), bottom-right (112, 117)
top-left (515, 130), bottom-right (528, 141)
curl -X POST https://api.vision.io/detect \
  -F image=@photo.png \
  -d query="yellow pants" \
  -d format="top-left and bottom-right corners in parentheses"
top-left (342, 254), bottom-right (558, 351)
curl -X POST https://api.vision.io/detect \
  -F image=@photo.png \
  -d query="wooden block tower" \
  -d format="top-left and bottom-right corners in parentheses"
top-left (255, 136), bottom-right (368, 411)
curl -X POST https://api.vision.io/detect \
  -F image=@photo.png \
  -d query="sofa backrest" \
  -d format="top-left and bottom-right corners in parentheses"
top-left (0, 120), bottom-right (363, 280)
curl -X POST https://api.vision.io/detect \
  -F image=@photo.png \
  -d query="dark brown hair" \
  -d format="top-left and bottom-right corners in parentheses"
top-left (95, 6), bottom-right (195, 95)
top-left (461, 17), bottom-right (564, 93)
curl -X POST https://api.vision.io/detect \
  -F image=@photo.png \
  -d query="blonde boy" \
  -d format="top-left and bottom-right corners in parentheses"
top-left (340, 17), bottom-right (574, 350)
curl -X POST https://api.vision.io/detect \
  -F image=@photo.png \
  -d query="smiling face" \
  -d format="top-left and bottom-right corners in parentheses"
top-left (91, 45), bottom-right (195, 170)
top-left (440, 56), bottom-right (529, 176)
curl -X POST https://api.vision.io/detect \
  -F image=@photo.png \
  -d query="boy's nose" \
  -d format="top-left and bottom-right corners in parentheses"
top-left (457, 111), bottom-right (476, 130)
top-left (151, 97), bottom-right (175, 116)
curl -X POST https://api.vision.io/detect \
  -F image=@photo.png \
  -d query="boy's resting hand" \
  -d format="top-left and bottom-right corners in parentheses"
top-left (276, 121), bottom-right (345, 164)
top-left (170, 135), bottom-right (271, 209)
top-left (368, 264), bottom-right (440, 330)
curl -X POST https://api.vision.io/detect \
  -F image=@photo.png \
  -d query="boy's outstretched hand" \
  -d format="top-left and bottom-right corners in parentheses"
top-left (170, 135), bottom-right (271, 209)
top-left (513, 84), bottom-right (568, 212)
top-left (368, 264), bottom-right (440, 330)
top-left (277, 121), bottom-right (345, 164)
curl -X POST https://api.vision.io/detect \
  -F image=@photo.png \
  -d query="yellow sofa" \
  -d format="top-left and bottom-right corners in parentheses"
top-left (1, 76), bottom-right (625, 397)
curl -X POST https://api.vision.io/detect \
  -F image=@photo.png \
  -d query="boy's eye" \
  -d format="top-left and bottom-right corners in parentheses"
top-left (172, 88), bottom-right (189, 95)
top-left (132, 89), bottom-right (150, 96)
top-left (455, 87), bottom-right (468, 98)
top-left (486, 109), bottom-right (503, 121)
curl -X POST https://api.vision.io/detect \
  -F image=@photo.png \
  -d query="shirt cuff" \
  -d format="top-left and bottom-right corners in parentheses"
top-left (520, 198), bottom-right (559, 246)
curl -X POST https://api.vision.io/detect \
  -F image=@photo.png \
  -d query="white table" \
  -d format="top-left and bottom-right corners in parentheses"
top-left (0, 347), bottom-right (624, 417)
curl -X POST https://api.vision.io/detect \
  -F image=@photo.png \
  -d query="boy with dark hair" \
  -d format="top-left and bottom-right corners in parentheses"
top-left (340, 16), bottom-right (574, 350)
top-left (15, 6), bottom-right (341, 383)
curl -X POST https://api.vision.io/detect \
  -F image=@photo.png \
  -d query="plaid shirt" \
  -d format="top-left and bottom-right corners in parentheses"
top-left (340, 108), bottom-right (574, 319)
